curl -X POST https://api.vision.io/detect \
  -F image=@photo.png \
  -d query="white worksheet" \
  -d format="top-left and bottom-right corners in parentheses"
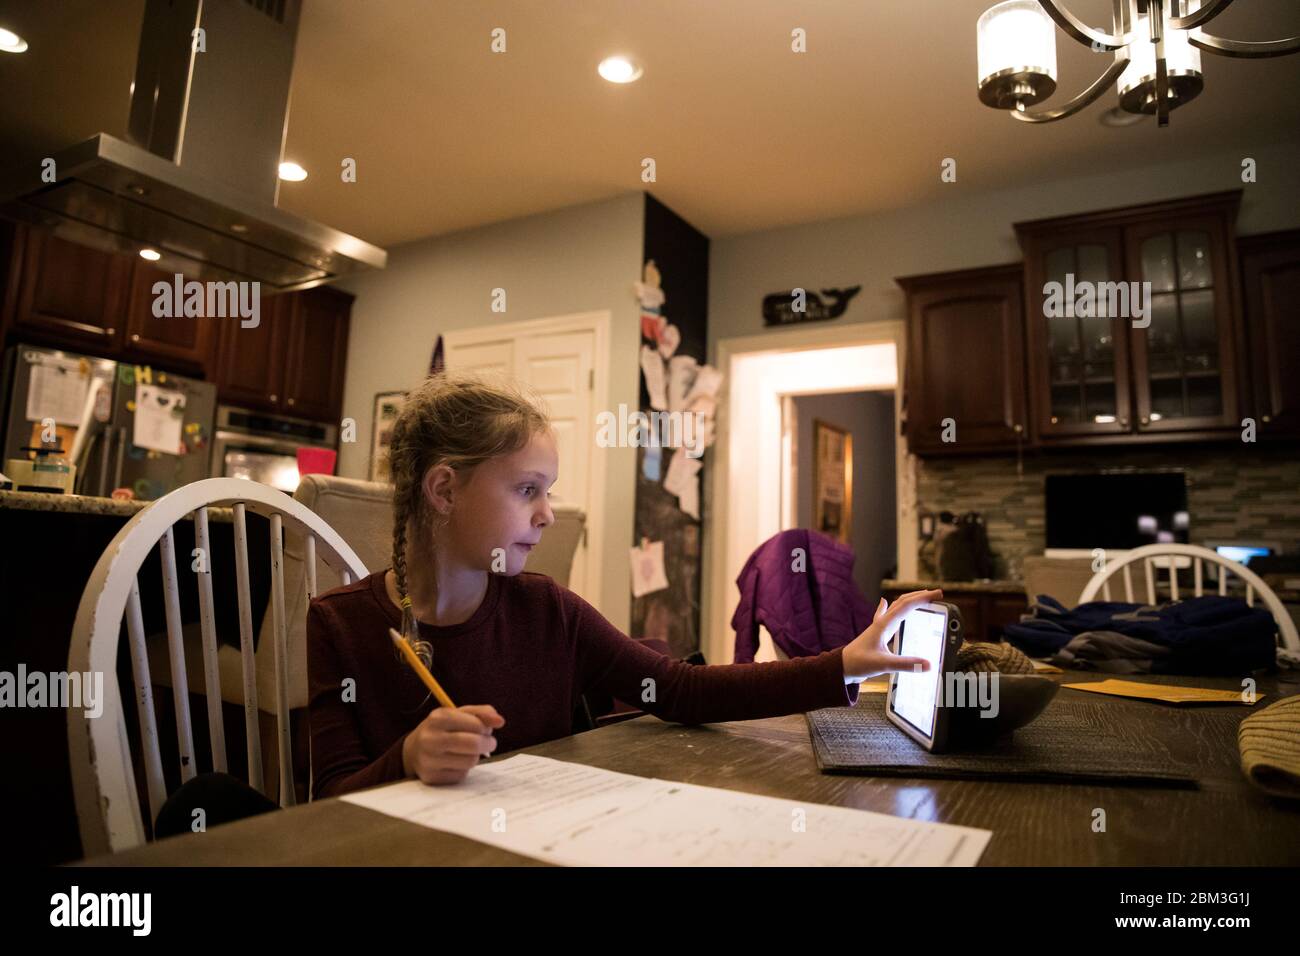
top-left (340, 754), bottom-right (991, 866)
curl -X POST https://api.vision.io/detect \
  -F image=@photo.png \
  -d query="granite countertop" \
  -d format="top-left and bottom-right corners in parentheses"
top-left (0, 489), bottom-right (235, 522)
top-left (882, 577), bottom-right (1026, 594)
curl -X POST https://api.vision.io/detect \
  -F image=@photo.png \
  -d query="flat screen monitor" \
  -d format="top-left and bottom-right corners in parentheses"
top-left (1045, 471), bottom-right (1188, 551)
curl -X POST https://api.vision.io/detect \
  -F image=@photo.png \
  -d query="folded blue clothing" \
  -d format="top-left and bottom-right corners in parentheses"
top-left (1004, 595), bottom-right (1277, 675)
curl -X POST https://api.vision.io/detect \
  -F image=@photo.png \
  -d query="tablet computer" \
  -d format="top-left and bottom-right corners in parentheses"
top-left (885, 601), bottom-right (963, 752)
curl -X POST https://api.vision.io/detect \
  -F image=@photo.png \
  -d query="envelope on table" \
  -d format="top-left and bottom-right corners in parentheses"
top-left (1063, 679), bottom-right (1264, 706)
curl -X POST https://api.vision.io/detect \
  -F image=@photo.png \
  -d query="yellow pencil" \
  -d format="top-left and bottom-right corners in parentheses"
top-left (389, 627), bottom-right (457, 709)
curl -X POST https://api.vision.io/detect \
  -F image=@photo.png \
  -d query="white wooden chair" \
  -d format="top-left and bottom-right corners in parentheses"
top-left (67, 478), bottom-right (367, 857)
top-left (1077, 543), bottom-right (1300, 660)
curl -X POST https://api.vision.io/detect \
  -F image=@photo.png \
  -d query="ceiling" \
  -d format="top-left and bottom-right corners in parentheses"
top-left (1, 0), bottom-right (1297, 248)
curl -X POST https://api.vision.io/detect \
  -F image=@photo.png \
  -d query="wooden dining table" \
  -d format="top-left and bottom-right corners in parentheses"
top-left (83, 671), bottom-right (1300, 866)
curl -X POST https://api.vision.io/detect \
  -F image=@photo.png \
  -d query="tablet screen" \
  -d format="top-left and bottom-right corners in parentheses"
top-left (891, 606), bottom-right (947, 737)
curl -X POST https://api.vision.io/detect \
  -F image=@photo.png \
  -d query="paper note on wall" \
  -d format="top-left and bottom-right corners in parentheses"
top-left (684, 365), bottom-right (722, 404)
top-left (662, 445), bottom-right (700, 490)
top-left (133, 384), bottom-right (187, 455)
top-left (657, 322), bottom-right (681, 360)
top-left (640, 345), bottom-right (668, 410)
top-left (667, 355), bottom-right (698, 413)
top-left (630, 539), bottom-right (669, 598)
top-left (26, 360), bottom-right (90, 425)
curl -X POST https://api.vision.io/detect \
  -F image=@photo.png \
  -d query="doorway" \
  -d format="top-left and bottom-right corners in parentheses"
top-left (785, 389), bottom-right (897, 606)
top-left (704, 321), bottom-right (917, 666)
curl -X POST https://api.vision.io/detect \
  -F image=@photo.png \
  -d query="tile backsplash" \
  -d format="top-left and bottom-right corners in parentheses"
top-left (916, 443), bottom-right (1300, 581)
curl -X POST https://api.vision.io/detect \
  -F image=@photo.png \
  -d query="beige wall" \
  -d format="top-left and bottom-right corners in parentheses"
top-left (336, 190), bottom-right (645, 631)
top-left (708, 140), bottom-right (1300, 350)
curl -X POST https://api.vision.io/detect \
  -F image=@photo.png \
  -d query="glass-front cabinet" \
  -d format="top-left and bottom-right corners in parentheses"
top-left (1024, 227), bottom-right (1130, 437)
top-left (1125, 217), bottom-right (1240, 432)
top-left (1016, 192), bottom-right (1242, 445)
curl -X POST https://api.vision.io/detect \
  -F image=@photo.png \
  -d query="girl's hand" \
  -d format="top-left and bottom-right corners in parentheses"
top-left (401, 704), bottom-right (506, 785)
top-left (841, 589), bottom-right (943, 682)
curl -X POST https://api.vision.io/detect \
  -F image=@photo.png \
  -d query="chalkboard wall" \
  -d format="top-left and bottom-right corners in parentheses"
top-left (632, 194), bottom-right (710, 658)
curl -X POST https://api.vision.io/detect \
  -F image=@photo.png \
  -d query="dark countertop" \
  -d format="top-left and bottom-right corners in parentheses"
top-left (0, 488), bottom-right (234, 521)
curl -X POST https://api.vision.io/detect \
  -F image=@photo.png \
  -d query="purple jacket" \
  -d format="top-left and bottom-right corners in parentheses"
top-left (731, 529), bottom-right (876, 664)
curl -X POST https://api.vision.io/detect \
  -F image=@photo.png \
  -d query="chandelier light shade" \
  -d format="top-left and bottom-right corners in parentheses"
top-left (1118, 4), bottom-right (1204, 114)
top-left (977, 1), bottom-right (1059, 109)
top-left (975, 0), bottom-right (1300, 127)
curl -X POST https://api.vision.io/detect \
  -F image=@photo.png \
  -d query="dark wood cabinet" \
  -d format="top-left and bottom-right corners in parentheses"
top-left (212, 286), bottom-right (352, 421)
top-left (212, 293), bottom-right (291, 412)
top-left (11, 229), bottom-right (130, 352)
top-left (1017, 225), bottom-right (1132, 439)
top-left (282, 286), bottom-right (351, 421)
top-left (2, 225), bottom-right (353, 424)
top-left (1123, 207), bottom-right (1242, 434)
top-left (897, 263), bottom-right (1027, 455)
top-left (1238, 229), bottom-right (1300, 439)
top-left (121, 263), bottom-right (214, 372)
top-left (1016, 191), bottom-right (1245, 446)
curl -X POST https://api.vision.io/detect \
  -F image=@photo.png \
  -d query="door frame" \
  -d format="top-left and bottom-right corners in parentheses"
top-left (443, 310), bottom-right (610, 611)
top-left (705, 319), bottom-right (914, 667)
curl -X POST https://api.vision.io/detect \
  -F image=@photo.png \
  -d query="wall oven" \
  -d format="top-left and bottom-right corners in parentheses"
top-left (210, 405), bottom-right (338, 494)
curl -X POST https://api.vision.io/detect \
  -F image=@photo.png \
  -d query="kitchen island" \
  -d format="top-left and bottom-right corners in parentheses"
top-left (0, 488), bottom-right (270, 864)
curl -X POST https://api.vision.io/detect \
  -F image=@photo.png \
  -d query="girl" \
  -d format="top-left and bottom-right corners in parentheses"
top-left (307, 371), bottom-right (937, 798)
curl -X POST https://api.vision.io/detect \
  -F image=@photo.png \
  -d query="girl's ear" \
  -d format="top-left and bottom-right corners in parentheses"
top-left (421, 462), bottom-right (457, 515)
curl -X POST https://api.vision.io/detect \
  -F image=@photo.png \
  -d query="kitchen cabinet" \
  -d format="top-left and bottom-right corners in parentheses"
top-left (121, 262), bottom-right (214, 372)
top-left (281, 286), bottom-right (351, 421)
top-left (4, 225), bottom-right (214, 370)
top-left (212, 293), bottom-right (291, 412)
top-left (212, 285), bottom-right (351, 421)
top-left (896, 263), bottom-right (1027, 455)
top-left (1016, 191), bottom-right (1245, 446)
top-left (2, 224), bottom-right (353, 424)
top-left (1238, 229), bottom-right (1300, 440)
top-left (9, 227), bottom-right (131, 353)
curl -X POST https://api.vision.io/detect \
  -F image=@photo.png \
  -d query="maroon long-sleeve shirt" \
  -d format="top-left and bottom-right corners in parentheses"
top-left (307, 569), bottom-right (861, 799)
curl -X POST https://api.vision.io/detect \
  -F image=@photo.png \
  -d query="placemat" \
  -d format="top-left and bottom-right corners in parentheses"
top-left (807, 696), bottom-right (1196, 786)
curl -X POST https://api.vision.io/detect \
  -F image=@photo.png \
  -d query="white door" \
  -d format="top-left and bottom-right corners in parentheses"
top-left (444, 319), bottom-right (599, 602)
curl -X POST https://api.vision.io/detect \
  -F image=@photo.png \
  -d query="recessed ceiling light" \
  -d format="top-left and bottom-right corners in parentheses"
top-left (597, 56), bottom-right (642, 84)
top-left (278, 161), bottom-right (308, 182)
top-left (139, 248), bottom-right (161, 261)
top-left (0, 26), bottom-right (28, 53)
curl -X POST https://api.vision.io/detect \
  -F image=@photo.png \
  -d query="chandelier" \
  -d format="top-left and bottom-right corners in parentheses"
top-left (976, 0), bottom-right (1300, 126)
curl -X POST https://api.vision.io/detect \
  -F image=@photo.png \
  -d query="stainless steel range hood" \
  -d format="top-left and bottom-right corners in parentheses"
top-left (0, 0), bottom-right (386, 292)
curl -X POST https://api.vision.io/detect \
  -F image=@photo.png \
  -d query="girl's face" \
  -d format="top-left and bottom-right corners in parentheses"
top-left (434, 428), bottom-right (559, 576)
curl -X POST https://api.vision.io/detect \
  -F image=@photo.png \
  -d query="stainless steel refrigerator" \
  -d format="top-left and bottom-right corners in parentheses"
top-left (1, 343), bottom-right (218, 499)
